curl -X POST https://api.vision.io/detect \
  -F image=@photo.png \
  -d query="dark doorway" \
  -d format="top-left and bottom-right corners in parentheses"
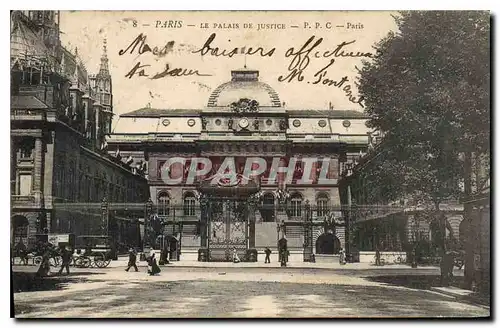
top-left (260, 193), bottom-right (275, 222)
top-left (167, 235), bottom-right (179, 261)
top-left (12, 215), bottom-right (29, 245)
top-left (315, 233), bottom-right (340, 254)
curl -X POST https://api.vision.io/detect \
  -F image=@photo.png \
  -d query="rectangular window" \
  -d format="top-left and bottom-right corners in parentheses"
top-left (317, 200), bottom-right (328, 217)
top-left (18, 138), bottom-right (34, 159)
top-left (158, 196), bottom-right (170, 216)
top-left (184, 198), bottom-right (196, 216)
top-left (290, 199), bottom-right (302, 217)
top-left (19, 174), bottom-right (32, 196)
top-left (157, 161), bottom-right (166, 179)
top-left (293, 160), bottom-right (304, 182)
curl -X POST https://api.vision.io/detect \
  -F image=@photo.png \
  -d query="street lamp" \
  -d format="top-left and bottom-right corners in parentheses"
top-left (144, 198), bottom-right (153, 250)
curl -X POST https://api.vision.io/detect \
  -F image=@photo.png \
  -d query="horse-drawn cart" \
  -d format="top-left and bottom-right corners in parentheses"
top-left (73, 235), bottom-right (115, 268)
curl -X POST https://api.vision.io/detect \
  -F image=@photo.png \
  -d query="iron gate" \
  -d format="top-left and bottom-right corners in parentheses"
top-left (208, 198), bottom-right (249, 261)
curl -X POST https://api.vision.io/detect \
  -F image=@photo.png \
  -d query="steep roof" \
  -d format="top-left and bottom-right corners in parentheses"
top-left (11, 95), bottom-right (49, 109)
top-left (121, 108), bottom-right (201, 117)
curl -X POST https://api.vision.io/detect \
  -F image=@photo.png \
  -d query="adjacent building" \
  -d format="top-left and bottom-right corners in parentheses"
top-left (10, 10), bottom-right (149, 249)
top-left (338, 139), bottom-right (465, 264)
top-left (462, 152), bottom-right (490, 293)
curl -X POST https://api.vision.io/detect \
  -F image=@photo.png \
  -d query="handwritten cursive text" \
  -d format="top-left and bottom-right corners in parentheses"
top-left (125, 62), bottom-right (212, 80)
top-left (119, 33), bottom-right (175, 57)
top-left (192, 33), bottom-right (276, 58)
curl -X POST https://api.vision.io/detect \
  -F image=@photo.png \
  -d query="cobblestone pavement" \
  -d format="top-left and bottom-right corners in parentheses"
top-left (13, 266), bottom-right (489, 318)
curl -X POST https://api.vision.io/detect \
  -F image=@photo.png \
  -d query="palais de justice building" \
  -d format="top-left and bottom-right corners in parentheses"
top-left (107, 68), bottom-right (370, 261)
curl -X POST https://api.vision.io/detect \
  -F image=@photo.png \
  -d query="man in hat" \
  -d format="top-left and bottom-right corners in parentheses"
top-left (125, 248), bottom-right (139, 272)
top-left (58, 245), bottom-right (72, 275)
top-left (264, 247), bottom-right (272, 264)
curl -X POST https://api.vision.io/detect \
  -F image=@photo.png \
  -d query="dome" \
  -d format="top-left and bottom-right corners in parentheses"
top-left (207, 69), bottom-right (281, 107)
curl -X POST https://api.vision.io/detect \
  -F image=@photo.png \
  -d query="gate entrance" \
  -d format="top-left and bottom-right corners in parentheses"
top-left (316, 233), bottom-right (341, 254)
top-left (208, 199), bottom-right (249, 261)
top-left (196, 176), bottom-right (260, 262)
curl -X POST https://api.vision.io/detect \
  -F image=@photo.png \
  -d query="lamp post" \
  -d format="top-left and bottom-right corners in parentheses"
top-left (304, 200), bottom-right (312, 262)
top-left (144, 198), bottom-right (153, 250)
top-left (277, 222), bottom-right (281, 263)
top-left (276, 222), bottom-right (280, 248)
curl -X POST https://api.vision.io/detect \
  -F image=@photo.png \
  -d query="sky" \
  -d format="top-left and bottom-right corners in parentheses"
top-left (59, 11), bottom-right (398, 122)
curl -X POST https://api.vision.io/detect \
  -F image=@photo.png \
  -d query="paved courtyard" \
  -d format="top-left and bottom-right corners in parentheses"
top-left (12, 265), bottom-right (489, 318)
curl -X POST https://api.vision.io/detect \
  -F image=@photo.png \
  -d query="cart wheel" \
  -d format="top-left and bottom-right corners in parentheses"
top-left (82, 257), bottom-right (91, 268)
top-left (75, 257), bottom-right (86, 268)
top-left (94, 253), bottom-right (106, 268)
top-left (102, 259), bottom-right (111, 268)
top-left (34, 256), bottom-right (42, 265)
top-left (75, 256), bottom-right (91, 268)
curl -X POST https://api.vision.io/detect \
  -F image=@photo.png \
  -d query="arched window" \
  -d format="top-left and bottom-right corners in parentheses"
top-left (316, 193), bottom-right (330, 217)
top-left (289, 193), bottom-right (303, 218)
top-left (183, 192), bottom-right (196, 216)
top-left (158, 192), bottom-right (170, 216)
top-left (261, 193), bottom-right (275, 222)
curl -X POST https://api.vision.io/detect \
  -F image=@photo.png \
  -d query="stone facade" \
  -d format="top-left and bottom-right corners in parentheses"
top-left (10, 11), bottom-right (149, 248)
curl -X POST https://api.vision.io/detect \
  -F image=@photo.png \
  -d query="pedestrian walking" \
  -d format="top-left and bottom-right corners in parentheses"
top-left (375, 247), bottom-right (381, 266)
top-left (147, 250), bottom-right (161, 276)
top-left (36, 247), bottom-right (51, 277)
top-left (264, 247), bottom-right (272, 264)
top-left (15, 240), bottom-right (28, 265)
top-left (339, 248), bottom-right (346, 265)
top-left (159, 243), bottom-right (170, 265)
top-left (440, 250), bottom-right (455, 286)
top-left (232, 249), bottom-right (240, 263)
top-left (84, 243), bottom-right (93, 257)
top-left (280, 249), bottom-right (287, 267)
top-left (58, 246), bottom-right (72, 275)
top-left (125, 248), bottom-right (139, 272)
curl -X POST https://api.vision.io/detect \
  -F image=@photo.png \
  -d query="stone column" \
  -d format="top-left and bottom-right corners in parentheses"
top-left (329, 157), bottom-right (338, 180)
top-left (46, 211), bottom-right (52, 233)
top-left (11, 138), bottom-right (16, 194)
top-left (33, 137), bottom-right (44, 205)
top-left (248, 200), bottom-right (256, 249)
top-left (200, 197), bottom-right (208, 247)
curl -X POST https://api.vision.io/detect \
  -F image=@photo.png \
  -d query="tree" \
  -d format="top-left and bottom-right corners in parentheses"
top-left (356, 11), bottom-right (490, 267)
top-left (358, 12), bottom-right (489, 205)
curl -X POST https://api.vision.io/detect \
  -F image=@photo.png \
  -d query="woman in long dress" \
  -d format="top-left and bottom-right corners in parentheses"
top-left (148, 250), bottom-right (161, 276)
top-left (339, 248), bottom-right (346, 265)
top-left (232, 249), bottom-right (240, 263)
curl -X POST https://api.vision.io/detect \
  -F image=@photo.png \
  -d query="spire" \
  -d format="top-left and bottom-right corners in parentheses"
top-left (99, 38), bottom-right (109, 76)
top-left (73, 60), bottom-right (79, 85)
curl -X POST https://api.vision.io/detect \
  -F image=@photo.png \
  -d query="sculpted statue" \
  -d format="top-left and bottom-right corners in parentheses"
top-left (230, 98), bottom-right (259, 114)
